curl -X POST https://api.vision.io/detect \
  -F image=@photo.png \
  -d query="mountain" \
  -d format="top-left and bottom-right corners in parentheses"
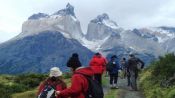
top-left (84, 14), bottom-right (175, 64)
top-left (0, 3), bottom-right (175, 74)
top-left (86, 13), bottom-right (122, 41)
top-left (0, 3), bottom-right (93, 74)
top-left (0, 31), bottom-right (93, 74)
top-left (16, 3), bottom-right (84, 42)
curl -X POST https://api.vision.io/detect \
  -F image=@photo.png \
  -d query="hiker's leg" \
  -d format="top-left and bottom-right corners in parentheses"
top-left (109, 74), bottom-right (113, 85)
top-left (114, 73), bottom-right (119, 88)
top-left (127, 75), bottom-right (131, 86)
top-left (114, 73), bottom-right (118, 84)
top-left (130, 71), bottom-right (135, 89)
top-left (94, 74), bottom-right (102, 85)
top-left (134, 72), bottom-right (138, 90)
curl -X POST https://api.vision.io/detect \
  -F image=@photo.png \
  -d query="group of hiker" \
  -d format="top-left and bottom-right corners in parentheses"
top-left (106, 54), bottom-right (144, 90)
top-left (37, 52), bottom-right (144, 98)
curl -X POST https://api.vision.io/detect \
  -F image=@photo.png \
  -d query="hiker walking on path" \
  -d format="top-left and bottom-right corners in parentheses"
top-left (121, 57), bottom-right (130, 86)
top-left (128, 54), bottom-right (144, 91)
top-left (106, 55), bottom-right (121, 89)
top-left (37, 67), bottom-right (67, 98)
top-left (56, 53), bottom-right (103, 98)
top-left (89, 52), bottom-right (107, 85)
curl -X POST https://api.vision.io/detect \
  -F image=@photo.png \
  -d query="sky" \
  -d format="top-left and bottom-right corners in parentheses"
top-left (0, 0), bottom-right (175, 43)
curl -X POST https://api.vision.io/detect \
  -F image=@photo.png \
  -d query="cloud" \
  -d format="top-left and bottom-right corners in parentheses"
top-left (0, 0), bottom-right (175, 42)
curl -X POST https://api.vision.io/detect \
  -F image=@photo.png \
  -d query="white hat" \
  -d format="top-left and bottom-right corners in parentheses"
top-left (49, 67), bottom-right (62, 77)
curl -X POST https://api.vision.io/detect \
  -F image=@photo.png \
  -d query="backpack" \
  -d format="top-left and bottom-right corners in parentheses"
top-left (106, 62), bottom-right (114, 71)
top-left (76, 73), bottom-right (104, 98)
top-left (131, 58), bottom-right (144, 70)
top-left (38, 83), bottom-right (56, 98)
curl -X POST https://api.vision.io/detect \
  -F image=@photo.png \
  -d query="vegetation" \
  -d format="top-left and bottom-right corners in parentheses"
top-left (139, 53), bottom-right (175, 98)
top-left (7, 73), bottom-right (71, 98)
top-left (0, 74), bottom-right (47, 98)
top-left (103, 75), bottom-right (119, 98)
top-left (4, 54), bottom-right (175, 98)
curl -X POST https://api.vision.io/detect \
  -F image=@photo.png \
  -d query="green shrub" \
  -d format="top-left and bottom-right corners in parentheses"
top-left (14, 73), bottom-right (47, 88)
top-left (152, 53), bottom-right (175, 80)
top-left (167, 88), bottom-right (175, 98)
top-left (139, 53), bottom-right (175, 98)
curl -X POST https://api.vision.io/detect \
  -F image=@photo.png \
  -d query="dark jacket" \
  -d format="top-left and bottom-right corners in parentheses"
top-left (128, 57), bottom-right (144, 73)
top-left (107, 59), bottom-right (120, 74)
top-left (59, 67), bottom-right (94, 98)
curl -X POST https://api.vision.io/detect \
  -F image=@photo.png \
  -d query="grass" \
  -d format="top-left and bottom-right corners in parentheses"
top-left (12, 89), bottom-right (37, 98)
top-left (105, 89), bottom-right (120, 98)
top-left (2, 72), bottom-right (119, 98)
top-left (139, 53), bottom-right (175, 98)
top-left (11, 78), bottom-right (70, 98)
top-left (103, 75), bottom-right (119, 98)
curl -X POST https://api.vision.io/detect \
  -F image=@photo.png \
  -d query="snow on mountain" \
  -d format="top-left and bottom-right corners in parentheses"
top-left (137, 27), bottom-right (175, 43)
top-left (53, 3), bottom-right (76, 17)
top-left (85, 13), bottom-right (122, 41)
top-left (84, 13), bottom-right (175, 64)
top-left (15, 3), bottom-right (83, 42)
top-left (28, 13), bottom-right (49, 20)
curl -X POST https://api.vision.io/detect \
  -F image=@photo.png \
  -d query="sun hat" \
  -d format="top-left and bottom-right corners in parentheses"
top-left (49, 67), bottom-right (62, 77)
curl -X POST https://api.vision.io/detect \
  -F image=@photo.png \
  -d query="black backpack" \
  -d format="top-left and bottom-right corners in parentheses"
top-left (130, 58), bottom-right (144, 70)
top-left (106, 62), bottom-right (114, 71)
top-left (76, 73), bottom-right (104, 98)
top-left (38, 83), bottom-right (56, 98)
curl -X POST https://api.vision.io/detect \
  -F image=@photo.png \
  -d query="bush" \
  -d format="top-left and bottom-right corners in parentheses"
top-left (152, 53), bottom-right (175, 80)
top-left (14, 73), bottom-right (47, 88)
top-left (139, 53), bottom-right (175, 98)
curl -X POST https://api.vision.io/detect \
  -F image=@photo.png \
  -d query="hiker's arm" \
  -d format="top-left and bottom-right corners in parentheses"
top-left (138, 59), bottom-right (144, 69)
top-left (58, 75), bottom-right (83, 97)
top-left (37, 82), bottom-right (44, 96)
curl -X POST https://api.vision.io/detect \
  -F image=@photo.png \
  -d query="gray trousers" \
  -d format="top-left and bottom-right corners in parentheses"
top-left (130, 70), bottom-right (138, 90)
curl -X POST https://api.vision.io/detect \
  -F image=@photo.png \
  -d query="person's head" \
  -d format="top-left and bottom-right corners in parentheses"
top-left (129, 53), bottom-right (135, 59)
top-left (129, 54), bottom-right (134, 57)
top-left (72, 53), bottom-right (79, 58)
top-left (95, 52), bottom-right (102, 58)
top-left (68, 53), bottom-right (82, 71)
top-left (49, 67), bottom-right (63, 81)
top-left (111, 55), bottom-right (117, 61)
top-left (122, 57), bottom-right (126, 61)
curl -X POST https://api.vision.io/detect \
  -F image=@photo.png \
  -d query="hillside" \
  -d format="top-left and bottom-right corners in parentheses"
top-left (1, 53), bottom-right (175, 98)
top-left (139, 53), bottom-right (175, 98)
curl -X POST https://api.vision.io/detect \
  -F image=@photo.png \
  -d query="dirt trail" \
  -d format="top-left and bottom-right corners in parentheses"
top-left (104, 76), bottom-right (145, 98)
top-left (117, 78), bottom-right (145, 98)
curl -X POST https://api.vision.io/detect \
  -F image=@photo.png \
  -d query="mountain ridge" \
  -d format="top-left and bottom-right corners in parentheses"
top-left (0, 3), bottom-right (175, 74)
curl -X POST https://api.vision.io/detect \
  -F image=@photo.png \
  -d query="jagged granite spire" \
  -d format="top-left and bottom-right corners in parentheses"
top-left (91, 13), bottom-right (109, 23)
top-left (53, 3), bottom-right (75, 17)
top-left (28, 13), bottom-right (49, 20)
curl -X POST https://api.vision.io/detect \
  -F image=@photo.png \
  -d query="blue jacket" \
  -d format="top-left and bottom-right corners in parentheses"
top-left (107, 58), bottom-right (120, 74)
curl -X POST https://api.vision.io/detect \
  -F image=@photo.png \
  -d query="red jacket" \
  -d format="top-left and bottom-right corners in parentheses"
top-left (89, 55), bottom-right (107, 74)
top-left (59, 67), bottom-right (94, 98)
top-left (37, 79), bottom-right (67, 98)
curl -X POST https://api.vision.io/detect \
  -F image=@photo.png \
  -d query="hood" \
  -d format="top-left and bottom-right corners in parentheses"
top-left (93, 54), bottom-right (102, 58)
top-left (75, 67), bottom-right (94, 76)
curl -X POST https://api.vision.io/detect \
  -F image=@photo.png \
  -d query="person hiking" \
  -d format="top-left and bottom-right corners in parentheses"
top-left (37, 67), bottom-right (67, 98)
top-left (67, 53), bottom-right (82, 71)
top-left (89, 52), bottom-right (107, 85)
top-left (128, 54), bottom-right (144, 91)
top-left (120, 57), bottom-right (130, 86)
top-left (56, 53), bottom-right (103, 98)
top-left (107, 55), bottom-right (120, 89)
